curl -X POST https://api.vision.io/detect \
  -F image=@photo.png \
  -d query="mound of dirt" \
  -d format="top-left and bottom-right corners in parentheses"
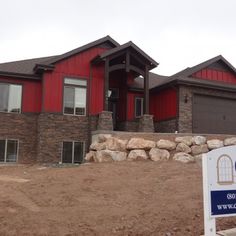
top-left (0, 161), bottom-right (235, 235)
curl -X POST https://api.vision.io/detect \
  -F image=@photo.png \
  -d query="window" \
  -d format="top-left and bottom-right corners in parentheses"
top-left (62, 141), bottom-right (84, 164)
top-left (0, 139), bottom-right (18, 163)
top-left (0, 84), bottom-right (22, 113)
top-left (217, 155), bottom-right (233, 185)
top-left (63, 78), bottom-right (87, 116)
top-left (135, 97), bottom-right (144, 117)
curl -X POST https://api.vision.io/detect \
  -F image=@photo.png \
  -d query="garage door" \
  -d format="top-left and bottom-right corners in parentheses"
top-left (193, 95), bottom-right (236, 134)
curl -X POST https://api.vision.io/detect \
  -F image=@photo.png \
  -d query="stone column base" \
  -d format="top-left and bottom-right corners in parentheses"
top-left (97, 111), bottom-right (113, 131)
top-left (138, 114), bottom-right (154, 132)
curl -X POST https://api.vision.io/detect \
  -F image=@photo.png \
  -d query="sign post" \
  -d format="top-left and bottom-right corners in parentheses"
top-left (202, 145), bottom-right (236, 236)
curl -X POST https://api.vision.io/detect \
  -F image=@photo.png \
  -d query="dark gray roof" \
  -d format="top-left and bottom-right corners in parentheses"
top-left (130, 72), bottom-right (168, 90)
top-left (0, 56), bottom-right (57, 75)
top-left (0, 35), bottom-right (119, 78)
top-left (172, 55), bottom-right (236, 78)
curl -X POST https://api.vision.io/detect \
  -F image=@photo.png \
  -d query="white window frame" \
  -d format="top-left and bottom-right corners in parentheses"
top-left (0, 139), bottom-right (19, 163)
top-left (0, 83), bottom-right (22, 114)
top-left (63, 78), bottom-right (87, 116)
top-left (61, 140), bottom-right (85, 164)
top-left (135, 97), bottom-right (144, 118)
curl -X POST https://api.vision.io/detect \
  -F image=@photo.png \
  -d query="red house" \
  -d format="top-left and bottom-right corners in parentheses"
top-left (0, 36), bottom-right (236, 164)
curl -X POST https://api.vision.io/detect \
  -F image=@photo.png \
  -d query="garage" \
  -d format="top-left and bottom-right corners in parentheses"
top-left (192, 94), bottom-right (236, 134)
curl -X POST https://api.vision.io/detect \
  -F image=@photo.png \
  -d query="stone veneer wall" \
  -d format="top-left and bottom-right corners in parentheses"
top-left (178, 85), bottom-right (236, 133)
top-left (0, 112), bottom-right (38, 163)
top-left (154, 118), bottom-right (177, 133)
top-left (116, 120), bottom-right (139, 132)
top-left (37, 113), bottom-right (90, 163)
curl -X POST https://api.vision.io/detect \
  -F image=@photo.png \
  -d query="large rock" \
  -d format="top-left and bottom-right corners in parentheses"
top-left (173, 152), bottom-right (195, 163)
top-left (207, 139), bottom-right (224, 150)
top-left (95, 150), bottom-right (127, 162)
top-left (175, 136), bottom-right (193, 146)
top-left (127, 150), bottom-right (148, 161)
top-left (192, 136), bottom-right (206, 145)
top-left (85, 151), bottom-right (96, 162)
top-left (224, 137), bottom-right (236, 146)
top-left (149, 148), bottom-right (170, 161)
top-left (97, 134), bottom-right (112, 143)
top-left (127, 138), bottom-right (156, 150)
top-left (191, 144), bottom-right (209, 155)
top-left (90, 141), bottom-right (106, 151)
top-left (157, 139), bottom-right (176, 150)
top-left (176, 143), bottom-right (191, 154)
top-left (105, 137), bottom-right (128, 152)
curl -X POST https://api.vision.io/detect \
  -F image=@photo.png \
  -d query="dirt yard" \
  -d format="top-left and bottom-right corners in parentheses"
top-left (0, 161), bottom-right (236, 236)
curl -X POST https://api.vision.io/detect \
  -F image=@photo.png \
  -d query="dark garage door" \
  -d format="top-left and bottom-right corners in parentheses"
top-left (193, 95), bottom-right (236, 134)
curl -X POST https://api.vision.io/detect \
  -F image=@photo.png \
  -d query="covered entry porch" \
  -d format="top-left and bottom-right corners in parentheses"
top-left (91, 41), bottom-right (158, 132)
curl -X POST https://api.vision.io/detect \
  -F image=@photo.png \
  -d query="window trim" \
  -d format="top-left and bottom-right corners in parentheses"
top-left (0, 139), bottom-right (19, 163)
top-left (61, 140), bottom-right (85, 164)
top-left (63, 77), bottom-right (87, 116)
top-left (0, 82), bottom-right (23, 114)
top-left (134, 96), bottom-right (144, 118)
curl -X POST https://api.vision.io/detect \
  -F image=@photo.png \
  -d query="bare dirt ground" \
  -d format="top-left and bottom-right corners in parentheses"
top-left (0, 161), bottom-right (236, 236)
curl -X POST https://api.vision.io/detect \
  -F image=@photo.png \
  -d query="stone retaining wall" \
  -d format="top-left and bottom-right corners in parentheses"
top-left (86, 131), bottom-right (236, 163)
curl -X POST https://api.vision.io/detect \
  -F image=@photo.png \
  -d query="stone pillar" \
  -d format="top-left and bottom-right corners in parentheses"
top-left (97, 111), bottom-right (113, 131)
top-left (138, 114), bottom-right (154, 132)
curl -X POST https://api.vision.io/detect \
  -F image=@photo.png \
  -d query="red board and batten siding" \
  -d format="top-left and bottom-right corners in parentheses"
top-left (42, 47), bottom-right (108, 114)
top-left (0, 76), bottom-right (42, 113)
top-left (150, 88), bottom-right (177, 121)
top-left (193, 69), bottom-right (236, 84)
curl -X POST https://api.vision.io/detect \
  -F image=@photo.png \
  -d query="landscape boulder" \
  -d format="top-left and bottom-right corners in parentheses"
top-left (192, 136), bottom-right (206, 145)
top-left (105, 137), bottom-right (128, 152)
top-left (127, 149), bottom-right (148, 161)
top-left (95, 150), bottom-right (127, 162)
top-left (191, 144), bottom-right (209, 155)
top-left (149, 148), bottom-right (170, 161)
top-left (173, 152), bottom-right (195, 163)
top-left (97, 134), bottom-right (112, 143)
top-left (90, 141), bottom-right (106, 151)
top-left (176, 143), bottom-right (191, 154)
top-left (157, 139), bottom-right (176, 150)
top-left (85, 151), bottom-right (96, 162)
top-left (224, 137), bottom-right (236, 146)
top-left (175, 136), bottom-right (193, 146)
top-left (127, 138), bottom-right (156, 150)
top-left (207, 139), bottom-right (224, 150)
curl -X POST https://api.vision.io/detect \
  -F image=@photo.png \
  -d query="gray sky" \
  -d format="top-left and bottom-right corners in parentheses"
top-left (0, 0), bottom-right (235, 75)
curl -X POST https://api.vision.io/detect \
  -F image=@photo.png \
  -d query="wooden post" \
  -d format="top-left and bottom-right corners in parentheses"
top-left (104, 59), bottom-right (109, 111)
top-left (144, 65), bottom-right (149, 114)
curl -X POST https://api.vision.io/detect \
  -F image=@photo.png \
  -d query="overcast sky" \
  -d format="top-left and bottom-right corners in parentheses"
top-left (0, 0), bottom-right (235, 75)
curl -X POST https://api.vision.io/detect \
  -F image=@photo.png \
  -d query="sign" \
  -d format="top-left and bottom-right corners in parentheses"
top-left (202, 145), bottom-right (236, 235)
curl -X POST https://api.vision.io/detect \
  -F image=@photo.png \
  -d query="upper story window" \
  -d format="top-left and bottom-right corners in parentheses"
top-left (0, 83), bottom-right (22, 113)
top-left (63, 78), bottom-right (87, 116)
top-left (135, 97), bottom-right (144, 118)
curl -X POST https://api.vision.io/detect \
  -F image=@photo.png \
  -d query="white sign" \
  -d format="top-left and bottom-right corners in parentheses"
top-left (202, 145), bottom-right (236, 235)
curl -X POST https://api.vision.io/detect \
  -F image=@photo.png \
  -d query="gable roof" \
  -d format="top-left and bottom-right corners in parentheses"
top-left (97, 41), bottom-right (159, 69)
top-left (0, 35), bottom-right (119, 79)
top-left (42, 35), bottom-right (119, 65)
top-left (172, 55), bottom-right (236, 78)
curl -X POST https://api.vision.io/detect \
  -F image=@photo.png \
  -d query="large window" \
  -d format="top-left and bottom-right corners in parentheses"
top-left (63, 78), bottom-right (87, 116)
top-left (135, 97), bottom-right (144, 117)
top-left (62, 141), bottom-right (84, 164)
top-left (0, 139), bottom-right (18, 163)
top-left (0, 84), bottom-right (22, 113)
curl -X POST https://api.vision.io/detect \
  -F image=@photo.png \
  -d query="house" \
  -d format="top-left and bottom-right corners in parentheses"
top-left (0, 35), bottom-right (236, 164)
